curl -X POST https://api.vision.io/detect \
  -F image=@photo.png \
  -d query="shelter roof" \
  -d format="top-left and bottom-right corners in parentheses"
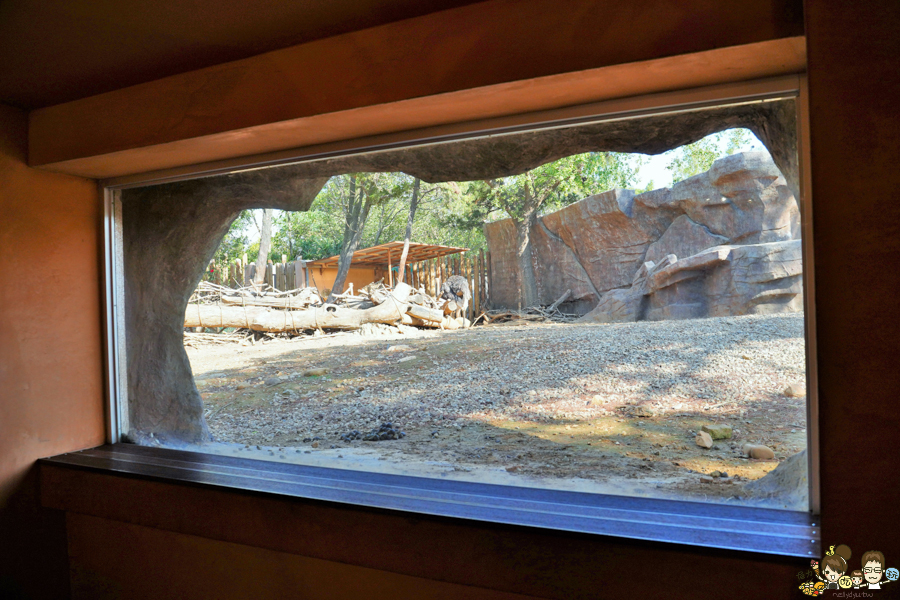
top-left (305, 241), bottom-right (468, 268)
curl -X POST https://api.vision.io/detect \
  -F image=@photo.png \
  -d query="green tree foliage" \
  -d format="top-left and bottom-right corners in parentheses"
top-left (666, 128), bottom-right (752, 182)
top-left (269, 174), bottom-right (489, 262)
top-left (212, 210), bottom-right (254, 265)
top-left (271, 209), bottom-right (343, 261)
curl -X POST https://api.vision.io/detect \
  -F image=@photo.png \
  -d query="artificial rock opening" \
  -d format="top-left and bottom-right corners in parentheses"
top-left (121, 99), bottom-right (799, 443)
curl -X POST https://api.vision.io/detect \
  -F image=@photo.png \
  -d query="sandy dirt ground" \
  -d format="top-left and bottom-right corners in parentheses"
top-left (184, 313), bottom-right (809, 509)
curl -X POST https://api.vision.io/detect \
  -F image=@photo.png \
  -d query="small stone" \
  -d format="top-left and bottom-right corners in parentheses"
top-left (506, 466), bottom-right (519, 473)
top-left (235, 383), bottom-right (249, 390)
top-left (302, 368), bottom-right (328, 377)
top-left (701, 424), bottom-right (733, 440)
top-left (264, 377), bottom-right (283, 386)
top-left (632, 405), bottom-right (655, 418)
top-left (700, 476), bottom-right (714, 484)
top-left (783, 384), bottom-right (806, 398)
top-left (710, 470), bottom-right (724, 478)
top-left (398, 356), bottom-right (416, 363)
top-left (695, 431), bottom-right (714, 448)
top-left (311, 442), bottom-right (319, 448)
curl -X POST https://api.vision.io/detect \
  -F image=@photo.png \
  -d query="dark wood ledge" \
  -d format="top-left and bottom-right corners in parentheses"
top-left (40, 443), bottom-right (817, 599)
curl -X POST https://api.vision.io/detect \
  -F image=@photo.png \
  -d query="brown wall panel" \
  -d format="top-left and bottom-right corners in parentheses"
top-left (46, 468), bottom-right (800, 600)
top-left (0, 104), bottom-right (105, 598)
top-left (29, 0), bottom-right (804, 176)
top-left (67, 513), bottom-right (542, 600)
top-left (804, 0), bottom-right (900, 558)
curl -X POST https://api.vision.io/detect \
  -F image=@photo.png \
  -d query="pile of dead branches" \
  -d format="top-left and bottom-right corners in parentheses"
top-left (190, 281), bottom-right (323, 308)
top-left (184, 281), bottom-right (470, 335)
top-left (478, 289), bottom-right (579, 325)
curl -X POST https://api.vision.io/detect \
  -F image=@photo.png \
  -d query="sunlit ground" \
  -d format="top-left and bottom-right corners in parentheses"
top-left (184, 313), bottom-right (808, 507)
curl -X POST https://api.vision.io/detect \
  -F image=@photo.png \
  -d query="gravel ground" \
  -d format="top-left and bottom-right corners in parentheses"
top-left (187, 312), bottom-right (809, 507)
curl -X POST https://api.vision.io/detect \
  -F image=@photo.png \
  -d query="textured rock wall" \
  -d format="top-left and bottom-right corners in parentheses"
top-left (484, 151), bottom-right (803, 321)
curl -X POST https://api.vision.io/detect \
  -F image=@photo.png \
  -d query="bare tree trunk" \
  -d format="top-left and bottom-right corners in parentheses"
top-left (397, 178), bottom-right (421, 284)
top-left (252, 208), bottom-right (274, 284)
top-left (329, 176), bottom-right (372, 302)
top-left (514, 211), bottom-right (539, 307)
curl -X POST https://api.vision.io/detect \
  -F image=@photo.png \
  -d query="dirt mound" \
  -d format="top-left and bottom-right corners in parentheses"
top-left (741, 449), bottom-right (808, 510)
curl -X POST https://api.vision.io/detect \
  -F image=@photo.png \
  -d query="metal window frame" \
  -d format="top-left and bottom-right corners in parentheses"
top-left (98, 74), bottom-right (820, 555)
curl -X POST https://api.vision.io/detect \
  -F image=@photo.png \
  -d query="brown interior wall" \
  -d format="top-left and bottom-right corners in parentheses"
top-left (0, 104), bottom-right (105, 598)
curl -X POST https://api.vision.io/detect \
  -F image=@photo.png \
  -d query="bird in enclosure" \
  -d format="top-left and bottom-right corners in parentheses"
top-left (440, 275), bottom-right (471, 318)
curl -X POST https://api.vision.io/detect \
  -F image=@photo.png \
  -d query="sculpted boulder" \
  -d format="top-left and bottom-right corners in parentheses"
top-left (581, 241), bottom-right (803, 323)
top-left (489, 151), bottom-right (804, 322)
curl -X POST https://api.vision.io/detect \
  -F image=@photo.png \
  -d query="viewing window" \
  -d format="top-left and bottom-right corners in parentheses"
top-left (105, 83), bottom-right (818, 554)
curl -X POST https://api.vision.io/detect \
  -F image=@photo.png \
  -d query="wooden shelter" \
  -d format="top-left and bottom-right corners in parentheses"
top-left (306, 241), bottom-right (468, 288)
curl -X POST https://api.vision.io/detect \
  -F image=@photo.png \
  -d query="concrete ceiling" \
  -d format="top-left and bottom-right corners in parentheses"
top-left (0, 0), bottom-right (486, 110)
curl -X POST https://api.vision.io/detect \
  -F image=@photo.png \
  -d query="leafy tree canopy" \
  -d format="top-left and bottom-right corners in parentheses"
top-left (446, 152), bottom-right (641, 231)
top-left (665, 128), bottom-right (752, 182)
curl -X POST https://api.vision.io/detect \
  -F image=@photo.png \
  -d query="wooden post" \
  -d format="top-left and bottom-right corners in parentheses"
top-left (427, 259), bottom-right (433, 296)
top-left (466, 255), bottom-right (473, 320)
top-left (387, 248), bottom-right (393, 288)
top-left (480, 250), bottom-right (486, 310)
top-left (486, 251), bottom-right (492, 310)
top-left (473, 254), bottom-right (481, 318)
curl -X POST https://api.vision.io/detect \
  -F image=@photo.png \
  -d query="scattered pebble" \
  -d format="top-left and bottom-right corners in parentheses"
top-left (385, 345), bottom-right (413, 353)
top-left (784, 384), bottom-right (806, 397)
top-left (362, 422), bottom-right (406, 441)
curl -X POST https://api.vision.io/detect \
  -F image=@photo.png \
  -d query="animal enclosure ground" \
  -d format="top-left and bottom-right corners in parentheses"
top-left (185, 313), bottom-right (808, 508)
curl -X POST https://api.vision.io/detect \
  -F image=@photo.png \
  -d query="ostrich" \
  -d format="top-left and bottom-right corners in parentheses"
top-left (440, 275), bottom-right (471, 319)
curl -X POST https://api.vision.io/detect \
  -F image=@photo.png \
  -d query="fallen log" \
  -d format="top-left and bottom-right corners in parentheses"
top-left (547, 289), bottom-right (572, 312)
top-left (221, 295), bottom-right (316, 309)
top-left (406, 303), bottom-right (444, 323)
top-left (400, 314), bottom-right (470, 329)
top-left (185, 284), bottom-right (412, 332)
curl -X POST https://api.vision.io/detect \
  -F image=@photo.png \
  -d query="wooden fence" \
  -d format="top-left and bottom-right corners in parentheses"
top-left (203, 250), bottom-right (492, 321)
top-left (202, 255), bottom-right (308, 292)
top-left (405, 250), bottom-right (491, 321)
